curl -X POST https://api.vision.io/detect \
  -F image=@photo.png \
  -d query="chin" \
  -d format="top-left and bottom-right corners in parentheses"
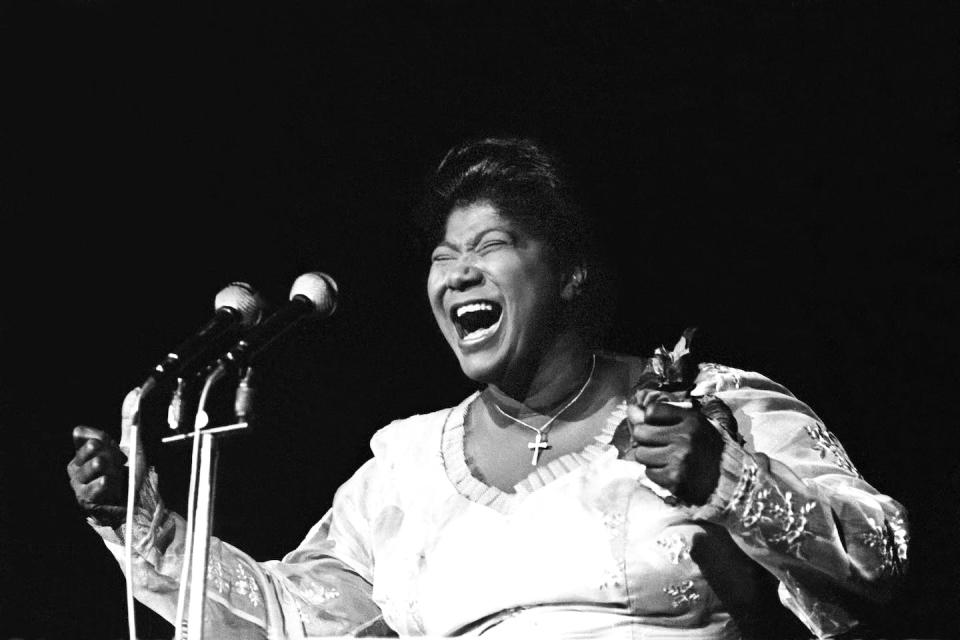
top-left (455, 351), bottom-right (505, 385)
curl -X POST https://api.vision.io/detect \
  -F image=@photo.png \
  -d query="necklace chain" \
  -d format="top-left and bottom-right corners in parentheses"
top-left (492, 354), bottom-right (597, 465)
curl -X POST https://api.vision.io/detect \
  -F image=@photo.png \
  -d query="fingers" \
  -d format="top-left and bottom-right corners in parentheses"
top-left (72, 449), bottom-right (121, 484)
top-left (76, 475), bottom-right (109, 504)
top-left (630, 389), bottom-right (668, 410)
top-left (624, 393), bottom-right (723, 505)
top-left (70, 428), bottom-right (123, 465)
top-left (630, 444), bottom-right (668, 467)
top-left (630, 422), bottom-right (676, 446)
top-left (76, 471), bottom-right (127, 508)
top-left (631, 439), bottom-right (684, 464)
top-left (67, 428), bottom-right (125, 496)
top-left (68, 420), bottom-right (132, 515)
top-left (627, 391), bottom-right (691, 426)
top-left (644, 464), bottom-right (683, 490)
top-left (627, 444), bottom-right (684, 494)
top-left (70, 455), bottom-right (128, 510)
top-left (628, 402), bottom-right (693, 444)
top-left (72, 426), bottom-right (110, 449)
top-left (642, 402), bottom-right (689, 426)
top-left (70, 437), bottom-right (105, 469)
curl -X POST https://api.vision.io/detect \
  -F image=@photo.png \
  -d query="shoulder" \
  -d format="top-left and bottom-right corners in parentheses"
top-left (339, 396), bottom-right (476, 506)
top-left (598, 351), bottom-right (793, 398)
top-left (691, 362), bottom-right (838, 458)
top-left (692, 361), bottom-right (821, 425)
top-left (368, 395), bottom-right (475, 460)
top-left (599, 350), bottom-right (801, 402)
top-left (692, 362), bottom-right (798, 398)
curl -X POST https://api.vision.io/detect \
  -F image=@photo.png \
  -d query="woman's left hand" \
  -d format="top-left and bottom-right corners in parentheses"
top-left (625, 390), bottom-right (724, 505)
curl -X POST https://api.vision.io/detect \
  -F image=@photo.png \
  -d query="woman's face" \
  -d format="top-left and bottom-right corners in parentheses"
top-left (428, 201), bottom-right (569, 385)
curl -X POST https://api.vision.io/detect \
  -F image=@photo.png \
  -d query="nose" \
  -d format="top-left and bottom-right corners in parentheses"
top-left (445, 259), bottom-right (483, 291)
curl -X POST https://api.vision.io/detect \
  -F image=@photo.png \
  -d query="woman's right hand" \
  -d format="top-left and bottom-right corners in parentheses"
top-left (66, 388), bottom-right (147, 525)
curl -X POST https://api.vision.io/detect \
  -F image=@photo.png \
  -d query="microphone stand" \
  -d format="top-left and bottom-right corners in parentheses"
top-left (122, 377), bottom-right (154, 640)
top-left (162, 364), bottom-right (254, 640)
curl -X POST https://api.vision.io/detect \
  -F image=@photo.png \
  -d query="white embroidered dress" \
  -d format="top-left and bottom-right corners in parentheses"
top-left (91, 360), bottom-right (908, 639)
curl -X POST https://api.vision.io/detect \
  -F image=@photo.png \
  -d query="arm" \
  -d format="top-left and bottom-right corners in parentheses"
top-left (71, 389), bottom-right (392, 638)
top-left (90, 460), bottom-right (390, 639)
top-left (690, 364), bottom-right (908, 638)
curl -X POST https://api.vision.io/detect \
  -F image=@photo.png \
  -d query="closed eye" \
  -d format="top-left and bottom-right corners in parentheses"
top-left (478, 238), bottom-right (511, 253)
top-left (431, 249), bottom-right (457, 262)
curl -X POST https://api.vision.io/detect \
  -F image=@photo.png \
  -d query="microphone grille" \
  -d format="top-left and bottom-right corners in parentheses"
top-left (290, 272), bottom-right (338, 317)
top-left (215, 282), bottom-right (263, 328)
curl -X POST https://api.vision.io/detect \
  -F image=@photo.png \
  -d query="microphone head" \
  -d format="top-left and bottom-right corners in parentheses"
top-left (290, 272), bottom-right (338, 318)
top-left (215, 281), bottom-right (264, 328)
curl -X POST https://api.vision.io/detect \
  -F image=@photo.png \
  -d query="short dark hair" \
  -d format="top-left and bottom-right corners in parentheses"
top-left (418, 136), bottom-right (613, 342)
top-left (421, 137), bottom-right (589, 269)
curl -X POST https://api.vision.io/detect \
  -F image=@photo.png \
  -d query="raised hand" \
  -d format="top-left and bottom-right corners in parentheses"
top-left (66, 388), bottom-right (146, 525)
top-left (624, 389), bottom-right (724, 505)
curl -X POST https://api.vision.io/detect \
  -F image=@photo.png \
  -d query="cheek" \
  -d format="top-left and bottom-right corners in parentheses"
top-left (426, 269), bottom-right (443, 305)
top-left (513, 264), bottom-right (563, 312)
top-left (426, 273), bottom-right (453, 331)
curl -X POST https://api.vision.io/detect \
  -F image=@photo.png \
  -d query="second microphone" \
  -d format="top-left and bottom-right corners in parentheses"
top-left (215, 271), bottom-right (339, 374)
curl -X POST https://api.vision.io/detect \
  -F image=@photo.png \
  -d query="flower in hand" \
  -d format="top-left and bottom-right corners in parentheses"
top-left (624, 389), bottom-right (724, 506)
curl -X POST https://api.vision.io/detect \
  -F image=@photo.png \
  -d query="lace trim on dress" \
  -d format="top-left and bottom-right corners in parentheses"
top-left (440, 392), bottom-right (628, 514)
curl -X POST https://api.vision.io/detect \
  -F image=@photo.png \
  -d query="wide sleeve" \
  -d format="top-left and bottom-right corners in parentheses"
top-left (90, 456), bottom-right (394, 639)
top-left (688, 364), bottom-right (909, 639)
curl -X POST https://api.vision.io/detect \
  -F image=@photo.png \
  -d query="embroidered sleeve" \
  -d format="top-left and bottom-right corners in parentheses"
top-left (690, 364), bottom-right (909, 639)
top-left (90, 459), bottom-right (389, 638)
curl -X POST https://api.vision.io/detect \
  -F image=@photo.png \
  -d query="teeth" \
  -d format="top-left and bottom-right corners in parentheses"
top-left (451, 300), bottom-right (503, 342)
top-left (456, 302), bottom-right (495, 318)
top-left (462, 315), bottom-right (502, 342)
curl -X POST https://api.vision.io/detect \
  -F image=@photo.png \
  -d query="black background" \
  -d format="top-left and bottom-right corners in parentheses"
top-left (1, 1), bottom-right (956, 638)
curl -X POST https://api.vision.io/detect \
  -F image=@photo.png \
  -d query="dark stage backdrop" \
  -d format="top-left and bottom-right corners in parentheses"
top-left (1, 1), bottom-right (956, 638)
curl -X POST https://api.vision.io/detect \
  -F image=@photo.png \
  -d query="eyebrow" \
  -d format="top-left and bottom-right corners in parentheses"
top-left (435, 226), bottom-right (513, 251)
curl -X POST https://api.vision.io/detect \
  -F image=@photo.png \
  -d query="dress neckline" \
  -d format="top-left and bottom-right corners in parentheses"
top-left (439, 390), bottom-right (628, 515)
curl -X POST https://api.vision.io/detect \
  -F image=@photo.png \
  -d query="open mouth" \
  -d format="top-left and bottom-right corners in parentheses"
top-left (450, 300), bottom-right (503, 342)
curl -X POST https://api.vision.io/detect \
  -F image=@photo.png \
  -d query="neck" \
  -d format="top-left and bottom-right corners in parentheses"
top-left (485, 331), bottom-right (594, 416)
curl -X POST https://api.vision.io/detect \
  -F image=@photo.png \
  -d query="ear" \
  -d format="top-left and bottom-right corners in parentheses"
top-left (561, 265), bottom-right (587, 302)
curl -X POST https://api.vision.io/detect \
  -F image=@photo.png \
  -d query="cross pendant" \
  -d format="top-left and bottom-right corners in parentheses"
top-left (528, 432), bottom-right (551, 466)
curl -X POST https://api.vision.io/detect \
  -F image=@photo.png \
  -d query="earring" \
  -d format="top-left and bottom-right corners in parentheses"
top-left (573, 268), bottom-right (587, 289)
top-left (567, 269), bottom-right (586, 299)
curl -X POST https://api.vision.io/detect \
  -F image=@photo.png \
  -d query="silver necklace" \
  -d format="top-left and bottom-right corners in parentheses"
top-left (492, 354), bottom-right (597, 466)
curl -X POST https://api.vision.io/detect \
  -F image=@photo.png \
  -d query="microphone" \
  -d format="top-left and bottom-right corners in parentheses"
top-left (144, 282), bottom-right (263, 393)
top-left (216, 272), bottom-right (338, 372)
